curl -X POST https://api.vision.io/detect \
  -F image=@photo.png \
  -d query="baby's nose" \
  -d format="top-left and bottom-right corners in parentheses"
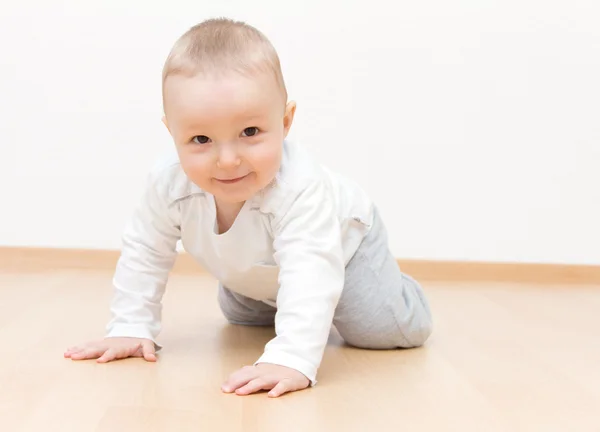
top-left (216, 147), bottom-right (241, 168)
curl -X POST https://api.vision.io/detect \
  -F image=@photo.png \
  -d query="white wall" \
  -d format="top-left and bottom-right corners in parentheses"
top-left (1, 0), bottom-right (598, 265)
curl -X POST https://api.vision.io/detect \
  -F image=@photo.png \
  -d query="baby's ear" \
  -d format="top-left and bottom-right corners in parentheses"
top-left (283, 101), bottom-right (297, 138)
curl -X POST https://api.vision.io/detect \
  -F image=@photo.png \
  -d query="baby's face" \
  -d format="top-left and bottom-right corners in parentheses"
top-left (162, 72), bottom-right (294, 204)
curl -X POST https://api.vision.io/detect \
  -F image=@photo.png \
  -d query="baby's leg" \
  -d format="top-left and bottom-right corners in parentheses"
top-left (333, 209), bottom-right (433, 349)
top-left (217, 284), bottom-right (276, 326)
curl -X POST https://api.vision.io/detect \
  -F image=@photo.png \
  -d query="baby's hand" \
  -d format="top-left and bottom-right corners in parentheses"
top-left (64, 337), bottom-right (157, 363)
top-left (222, 363), bottom-right (310, 398)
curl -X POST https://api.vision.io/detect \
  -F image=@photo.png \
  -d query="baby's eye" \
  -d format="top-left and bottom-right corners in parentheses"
top-left (192, 135), bottom-right (210, 144)
top-left (242, 127), bottom-right (259, 137)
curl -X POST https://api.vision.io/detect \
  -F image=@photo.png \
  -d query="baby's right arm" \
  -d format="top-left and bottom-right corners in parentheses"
top-left (65, 168), bottom-right (181, 362)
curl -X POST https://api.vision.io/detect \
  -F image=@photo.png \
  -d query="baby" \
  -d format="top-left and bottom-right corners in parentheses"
top-left (64, 18), bottom-right (433, 398)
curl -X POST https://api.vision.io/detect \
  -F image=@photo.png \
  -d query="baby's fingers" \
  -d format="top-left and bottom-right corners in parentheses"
top-left (64, 347), bottom-right (81, 358)
top-left (69, 346), bottom-right (106, 360)
top-left (235, 377), bottom-right (276, 396)
top-left (141, 340), bottom-right (157, 362)
top-left (268, 379), bottom-right (294, 398)
top-left (222, 366), bottom-right (259, 393)
top-left (96, 348), bottom-right (119, 363)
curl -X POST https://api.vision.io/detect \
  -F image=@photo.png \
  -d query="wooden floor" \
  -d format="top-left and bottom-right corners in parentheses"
top-left (1, 268), bottom-right (599, 432)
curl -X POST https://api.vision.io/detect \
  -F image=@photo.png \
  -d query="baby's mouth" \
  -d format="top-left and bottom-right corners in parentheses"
top-left (215, 174), bottom-right (249, 184)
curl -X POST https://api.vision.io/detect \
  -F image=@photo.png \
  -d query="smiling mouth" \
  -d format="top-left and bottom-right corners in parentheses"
top-left (215, 174), bottom-right (249, 184)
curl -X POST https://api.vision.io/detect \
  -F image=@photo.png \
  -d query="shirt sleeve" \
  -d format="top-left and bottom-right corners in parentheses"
top-left (105, 169), bottom-right (181, 347)
top-left (254, 179), bottom-right (345, 385)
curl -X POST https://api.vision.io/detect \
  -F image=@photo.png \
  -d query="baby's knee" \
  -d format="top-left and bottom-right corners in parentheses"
top-left (404, 316), bottom-right (433, 347)
top-left (217, 286), bottom-right (276, 326)
top-left (338, 316), bottom-right (432, 350)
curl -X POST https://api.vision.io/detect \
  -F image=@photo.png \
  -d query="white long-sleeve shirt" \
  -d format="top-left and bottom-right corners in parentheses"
top-left (106, 139), bottom-right (374, 384)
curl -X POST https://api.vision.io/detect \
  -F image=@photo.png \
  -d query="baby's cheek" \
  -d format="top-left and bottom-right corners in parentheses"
top-left (261, 145), bottom-right (282, 174)
top-left (256, 157), bottom-right (280, 187)
top-left (181, 169), bottom-right (210, 191)
top-left (181, 156), bottom-right (212, 183)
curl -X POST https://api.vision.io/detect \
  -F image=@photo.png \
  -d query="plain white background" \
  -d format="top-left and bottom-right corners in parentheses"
top-left (0, 0), bottom-right (598, 265)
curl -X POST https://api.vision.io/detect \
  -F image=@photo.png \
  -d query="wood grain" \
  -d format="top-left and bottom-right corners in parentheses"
top-left (0, 269), bottom-right (598, 431)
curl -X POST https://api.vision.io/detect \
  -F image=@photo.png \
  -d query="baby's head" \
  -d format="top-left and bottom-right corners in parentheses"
top-left (161, 18), bottom-right (295, 205)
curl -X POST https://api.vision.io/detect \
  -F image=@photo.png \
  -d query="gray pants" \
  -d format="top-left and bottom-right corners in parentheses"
top-left (217, 209), bottom-right (433, 349)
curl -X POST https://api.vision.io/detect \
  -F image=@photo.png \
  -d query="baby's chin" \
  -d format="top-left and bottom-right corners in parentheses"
top-left (210, 175), bottom-right (274, 203)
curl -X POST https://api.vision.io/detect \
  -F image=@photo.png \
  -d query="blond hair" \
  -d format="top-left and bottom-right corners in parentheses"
top-left (162, 18), bottom-right (287, 104)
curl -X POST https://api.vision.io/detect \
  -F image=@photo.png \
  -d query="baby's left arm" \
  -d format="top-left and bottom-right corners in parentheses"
top-left (222, 180), bottom-right (345, 396)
